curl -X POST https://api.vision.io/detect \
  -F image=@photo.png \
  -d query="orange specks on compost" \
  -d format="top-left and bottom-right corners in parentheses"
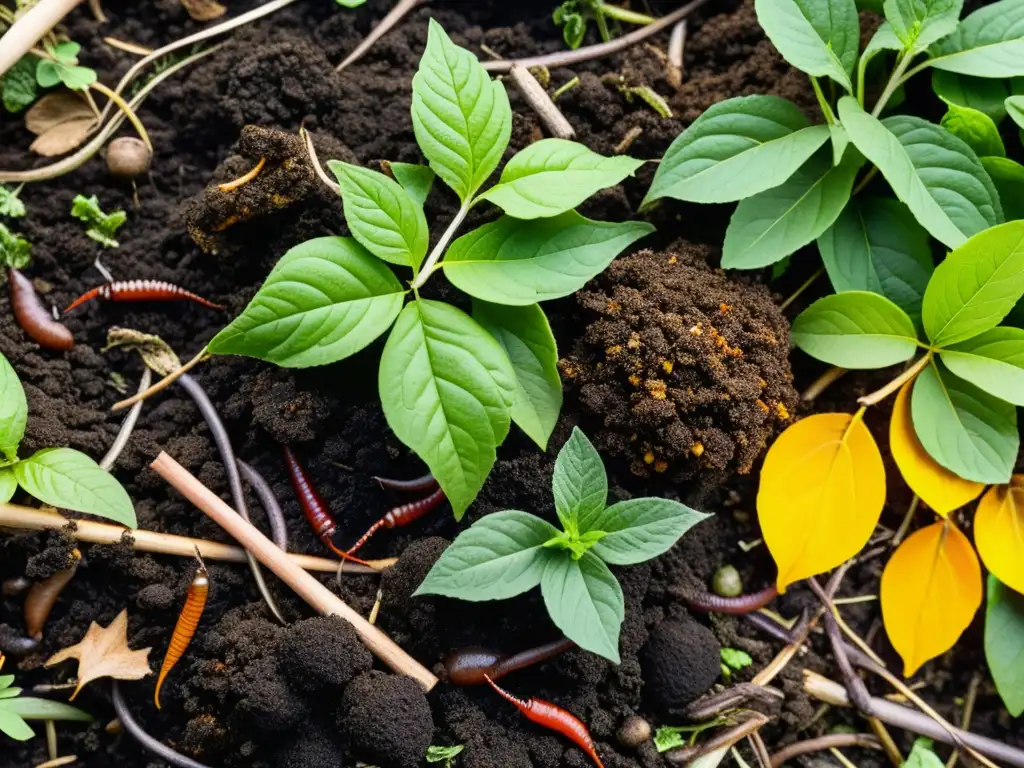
top-left (775, 402), bottom-right (790, 420)
top-left (605, 345), bottom-right (622, 357)
top-left (643, 451), bottom-right (655, 465)
top-left (626, 333), bottom-right (641, 350)
top-left (628, 374), bottom-right (641, 386)
top-left (606, 300), bottom-right (621, 313)
top-left (691, 442), bottom-right (705, 457)
top-left (756, 399), bottom-right (770, 414)
top-left (661, 360), bottom-right (673, 374)
top-left (646, 380), bottom-right (667, 400)
top-left (719, 303), bottom-right (732, 313)
top-left (653, 460), bottom-right (668, 473)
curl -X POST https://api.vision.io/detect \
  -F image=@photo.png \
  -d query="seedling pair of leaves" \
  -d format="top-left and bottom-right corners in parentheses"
top-left (2, 42), bottom-right (97, 114)
top-left (415, 428), bottom-right (707, 662)
top-left (643, 0), bottom-right (1024, 310)
top-left (0, 351), bottom-right (136, 527)
top-left (71, 194), bottom-right (126, 248)
top-left (552, 0), bottom-right (655, 50)
top-left (0, 223), bottom-right (30, 269)
top-left (0, 663), bottom-right (91, 741)
top-left (206, 20), bottom-right (652, 518)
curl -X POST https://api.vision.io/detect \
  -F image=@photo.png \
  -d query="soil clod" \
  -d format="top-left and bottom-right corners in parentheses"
top-left (339, 670), bottom-right (434, 768)
top-left (276, 615), bottom-right (373, 692)
top-left (640, 617), bottom-right (721, 712)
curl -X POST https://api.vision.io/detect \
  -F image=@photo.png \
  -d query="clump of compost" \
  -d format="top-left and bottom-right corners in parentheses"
top-left (560, 244), bottom-right (797, 493)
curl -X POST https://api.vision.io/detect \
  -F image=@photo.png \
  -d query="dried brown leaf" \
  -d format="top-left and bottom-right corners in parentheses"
top-left (103, 327), bottom-right (182, 376)
top-left (45, 610), bottom-right (151, 700)
top-left (25, 93), bottom-right (94, 135)
top-left (29, 118), bottom-right (97, 157)
top-left (181, 0), bottom-right (226, 21)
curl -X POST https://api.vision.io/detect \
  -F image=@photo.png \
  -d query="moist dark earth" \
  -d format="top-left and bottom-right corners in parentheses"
top-left (0, 1), bottom-right (1019, 766)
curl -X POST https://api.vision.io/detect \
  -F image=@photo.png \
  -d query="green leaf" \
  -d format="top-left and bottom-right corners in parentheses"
top-left (882, 0), bottom-right (962, 51)
top-left (335, 0), bottom-right (367, 6)
top-left (985, 575), bottom-right (1024, 717)
top-left (860, 23), bottom-right (904, 86)
top-left (1007, 95), bottom-right (1024, 130)
top-left (379, 300), bottom-right (516, 518)
top-left (0, 186), bottom-right (25, 219)
top-left (50, 42), bottom-right (81, 66)
top-left (754, 0), bottom-right (859, 92)
top-left (0, 676), bottom-right (12, 692)
top-left (929, 0), bottom-right (1024, 77)
top-left (838, 97), bottom-right (1002, 249)
top-left (0, 710), bottom-right (33, 740)
top-left (443, 212), bottom-right (654, 305)
top-left (939, 327), bottom-right (1024, 405)
top-left (641, 95), bottom-right (831, 205)
top-left (472, 301), bottom-right (562, 450)
top-left (911, 361), bottom-right (1018, 484)
top-left (905, 739), bottom-right (946, 768)
top-left (2, 58), bottom-right (38, 113)
top-left (552, 427), bottom-right (607, 534)
top-left (479, 139), bottom-right (644, 218)
top-left (388, 162), bottom-right (435, 208)
top-left (721, 148), bottom-right (860, 269)
top-left (13, 447), bottom-right (136, 527)
top-left (981, 157), bottom-right (1024, 221)
top-left (328, 161), bottom-right (429, 270)
top-left (70, 195), bottom-right (126, 248)
top-left (57, 65), bottom-right (97, 91)
top-left (721, 647), bottom-right (754, 670)
top-left (829, 123), bottom-right (850, 165)
top-left (541, 551), bottom-right (624, 662)
top-left (0, 351), bottom-right (27, 462)
top-left (587, 497), bottom-right (709, 565)
top-left (426, 744), bottom-right (465, 766)
top-left (940, 102), bottom-right (1005, 157)
top-left (0, 223), bottom-right (31, 270)
top-left (411, 19), bottom-right (512, 202)
top-left (3, 696), bottom-right (92, 722)
top-left (921, 220), bottom-right (1024, 346)
top-left (208, 237), bottom-right (405, 367)
top-left (932, 71), bottom-right (1009, 122)
top-left (818, 197), bottom-right (933, 326)
top-left (414, 510), bottom-right (559, 599)
top-left (792, 291), bottom-right (920, 368)
top-left (0, 469), bottom-right (16, 503)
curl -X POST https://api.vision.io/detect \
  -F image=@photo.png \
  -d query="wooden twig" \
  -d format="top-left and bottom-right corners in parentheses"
top-left (665, 713), bottom-right (770, 765)
top-left (770, 734), bottom-right (882, 767)
top-left (150, 451), bottom-right (438, 691)
top-left (335, 0), bottom-right (428, 73)
top-left (801, 365), bottom-right (848, 401)
top-left (483, 0), bottom-right (712, 74)
top-left (508, 64), bottom-right (575, 139)
top-left (0, 502), bottom-right (395, 575)
top-left (667, 19), bottom-right (687, 87)
top-left (0, 0), bottom-right (83, 79)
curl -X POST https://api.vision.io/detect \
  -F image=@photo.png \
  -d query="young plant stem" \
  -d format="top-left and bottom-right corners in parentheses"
top-left (852, 166), bottom-right (879, 196)
top-left (111, 682), bottom-right (211, 768)
top-left (89, 81), bottom-right (152, 152)
top-left (664, 713), bottom-right (771, 765)
top-left (892, 495), bottom-right (920, 546)
top-left (150, 451), bottom-right (439, 691)
top-left (871, 52), bottom-right (914, 119)
top-left (410, 205), bottom-right (471, 290)
top-left (857, 353), bottom-right (932, 406)
top-left (300, 127), bottom-right (342, 194)
top-left (111, 347), bottom-right (208, 411)
top-left (801, 365), bottom-right (848, 402)
top-left (779, 266), bottom-right (824, 311)
top-left (599, 3), bottom-right (657, 25)
top-left (334, 0), bottom-right (428, 73)
top-left (769, 734), bottom-right (882, 767)
top-left (810, 78), bottom-right (835, 125)
top-left (509, 63), bottom-right (575, 139)
top-left (99, 367), bottom-right (152, 470)
top-left (0, 0), bottom-right (82, 78)
top-left (947, 673), bottom-right (982, 768)
top-left (103, 37), bottom-right (153, 56)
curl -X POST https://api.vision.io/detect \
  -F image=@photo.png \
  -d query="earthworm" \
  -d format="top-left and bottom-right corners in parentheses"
top-left (0, 625), bottom-right (40, 658)
top-left (24, 549), bottom-right (81, 640)
top-left (178, 373), bottom-right (285, 624)
top-left (64, 280), bottom-right (224, 313)
top-left (154, 557), bottom-right (209, 710)
top-left (236, 459), bottom-right (288, 552)
top-left (8, 267), bottom-right (74, 351)
top-left (444, 637), bottom-right (575, 686)
top-left (100, 367), bottom-right (152, 471)
top-left (678, 584), bottom-right (779, 615)
top-left (372, 471), bottom-right (437, 492)
top-left (282, 446), bottom-right (372, 567)
top-left (111, 681), bottom-right (212, 768)
top-left (485, 675), bottom-right (604, 768)
top-left (347, 487), bottom-right (446, 555)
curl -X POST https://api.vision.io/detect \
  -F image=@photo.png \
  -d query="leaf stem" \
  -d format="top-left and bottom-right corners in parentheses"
top-left (857, 353), bottom-right (932, 407)
top-left (779, 266), bottom-right (824, 311)
top-left (90, 81), bottom-right (153, 153)
top-left (871, 52), bottom-right (914, 118)
top-left (111, 347), bottom-right (209, 412)
top-left (599, 3), bottom-right (656, 25)
top-left (410, 204), bottom-right (470, 290)
top-left (852, 166), bottom-right (879, 196)
top-left (810, 77), bottom-right (836, 126)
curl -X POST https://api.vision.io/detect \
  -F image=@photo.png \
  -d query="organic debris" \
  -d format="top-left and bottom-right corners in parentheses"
top-left (181, 0), bottom-right (227, 21)
top-left (45, 610), bottom-right (152, 699)
top-left (24, 92), bottom-right (97, 157)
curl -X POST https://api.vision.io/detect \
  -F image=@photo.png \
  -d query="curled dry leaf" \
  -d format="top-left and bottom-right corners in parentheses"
top-left (974, 476), bottom-right (1024, 595)
top-left (181, 0), bottom-right (226, 21)
top-left (103, 327), bottom-right (182, 376)
top-left (25, 92), bottom-right (97, 158)
top-left (44, 609), bottom-right (151, 700)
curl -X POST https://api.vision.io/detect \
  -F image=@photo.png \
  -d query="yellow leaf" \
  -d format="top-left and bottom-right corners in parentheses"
top-left (45, 609), bottom-right (151, 700)
top-left (890, 380), bottom-right (984, 517)
top-left (758, 412), bottom-right (885, 592)
top-left (974, 476), bottom-right (1024, 595)
top-left (881, 520), bottom-right (981, 676)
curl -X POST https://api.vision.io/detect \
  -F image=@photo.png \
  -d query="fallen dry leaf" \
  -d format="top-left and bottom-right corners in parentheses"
top-left (181, 0), bottom-right (226, 21)
top-left (103, 327), bottom-right (182, 376)
top-left (25, 92), bottom-right (94, 135)
top-left (45, 609), bottom-right (151, 700)
top-left (30, 118), bottom-right (97, 157)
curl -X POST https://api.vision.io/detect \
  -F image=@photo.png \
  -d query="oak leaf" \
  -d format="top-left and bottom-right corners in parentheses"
top-left (45, 610), bottom-right (151, 700)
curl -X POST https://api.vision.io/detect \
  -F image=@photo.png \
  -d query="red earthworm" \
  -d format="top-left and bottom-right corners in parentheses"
top-left (444, 637), bottom-right (575, 686)
top-left (347, 486), bottom-right (446, 555)
top-left (64, 280), bottom-right (225, 313)
top-left (155, 555), bottom-right (209, 710)
top-left (485, 675), bottom-right (605, 768)
top-left (679, 584), bottom-right (779, 615)
top-left (282, 446), bottom-right (372, 567)
top-left (372, 471), bottom-right (437, 492)
top-left (24, 549), bottom-right (81, 640)
top-left (8, 267), bottom-right (74, 351)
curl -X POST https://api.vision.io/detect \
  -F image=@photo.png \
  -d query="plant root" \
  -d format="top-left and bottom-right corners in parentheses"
top-left (770, 734), bottom-right (883, 767)
top-left (216, 156), bottom-right (266, 192)
top-left (334, 0), bottom-right (428, 73)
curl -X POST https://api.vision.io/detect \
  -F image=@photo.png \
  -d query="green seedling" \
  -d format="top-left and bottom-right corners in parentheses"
top-left (426, 744), bottom-right (464, 768)
top-left (653, 717), bottom-right (729, 753)
top-left (904, 738), bottom-right (945, 768)
top-left (0, 223), bottom-right (30, 268)
top-left (415, 427), bottom-right (707, 662)
top-left (1, 41), bottom-right (97, 113)
top-left (719, 647), bottom-right (753, 681)
top-left (0, 185), bottom-right (25, 218)
top-left (71, 194), bottom-right (126, 248)
top-left (553, 0), bottom-right (656, 49)
top-left (0, 665), bottom-right (92, 741)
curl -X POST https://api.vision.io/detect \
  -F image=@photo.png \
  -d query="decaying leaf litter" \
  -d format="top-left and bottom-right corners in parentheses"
top-left (0, 0), bottom-right (1019, 765)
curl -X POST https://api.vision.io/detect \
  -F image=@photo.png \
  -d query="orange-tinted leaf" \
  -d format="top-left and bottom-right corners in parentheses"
top-left (881, 520), bottom-right (982, 676)
top-left (974, 477), bottom-right (1024, 595)
top-left (890, 379), bottom-right (984, 517)
top-left (758, 412), bottom-right (885, 592)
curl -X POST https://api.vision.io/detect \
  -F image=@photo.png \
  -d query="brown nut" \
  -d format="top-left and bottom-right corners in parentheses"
top-left (616, 714), bottom-right (652, 749)
top-left (106, 137), bottom-right (151, 178)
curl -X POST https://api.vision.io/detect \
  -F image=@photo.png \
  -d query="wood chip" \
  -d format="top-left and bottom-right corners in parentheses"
top-left (25, 93), bottom-right (94, 135)
top-left (45, 610), bottom-right (152, 700)
top-left (181, 0), bottom-right (227, 21)
top-left (29, 118), bottom-right (97, 157)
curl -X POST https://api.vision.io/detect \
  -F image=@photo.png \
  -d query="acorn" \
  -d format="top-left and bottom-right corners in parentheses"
top-left (106, 137), bottom-right (151, 179)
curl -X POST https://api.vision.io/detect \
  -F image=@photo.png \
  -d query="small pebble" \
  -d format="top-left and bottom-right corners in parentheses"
top-left (616, 715), bottom-right (652, 749)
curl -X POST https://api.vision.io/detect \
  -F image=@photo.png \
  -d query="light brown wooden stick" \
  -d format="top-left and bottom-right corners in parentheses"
top-left (0, 502), bottom-right (395, 575)
top-left (508, 64), bottom-right (575, 140)
top-left (151, 451), bottom-right (438, 691)
top-left (0, 0), bottom-right (83, 79)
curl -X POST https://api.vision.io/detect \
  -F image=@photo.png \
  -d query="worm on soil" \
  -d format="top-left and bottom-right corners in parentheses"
top-left (8, 267), bottom-right (73, 351)
top-left (111, 681), bottom-right (212, 768)
top-left (154, 558), bottom-right (209, 709)
top-left (372, 471), bottom-right (436, 492)
top-left (237, 459), bottom-right (288, 552)
top-left (444, 637), bottom-right (575, 686)
top-left (676, 584), bottom-right (779, 614)
top-left (24, 549), bottom-right (81, 639)
top-left (100, 367), bottom-right (152, 471)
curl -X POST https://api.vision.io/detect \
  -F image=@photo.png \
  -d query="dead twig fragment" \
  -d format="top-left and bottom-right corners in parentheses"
top-left (335, 0), bottom-right (428, 73)
top-left (181, 0), bottom-right (226, 21)
top-left (0, 0), bottom-right (83, 79)
top-left (665, 713), bottom-right (771, 764)
top-left (667, 19), bottom-right (687, 87)
top-left (509, 64), bottom-right (575, 140)
top-left (801, 365), bottom-right (848, 402)
top-left (103, 38), bottom-right (153, 56)
top-left (614, 125), bottom-right (644, 154)
top-left (770, 734), bottom-right (882, 767)
top-left (87, 0), bottom-right (106, 22)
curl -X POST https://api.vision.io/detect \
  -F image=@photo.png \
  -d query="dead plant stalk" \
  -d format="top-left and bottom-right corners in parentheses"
top-left (0, 0), bottom-right (82, 79)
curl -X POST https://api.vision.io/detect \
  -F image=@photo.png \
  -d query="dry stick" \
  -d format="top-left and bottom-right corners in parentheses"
top-left (508, 64), bottom-right (575, 140)
top-left (779, 267), bottom-right (824, 312)
top-left (868, 718), bottom-right (904, 768)
top-left (665, 713), bottom-right (770, 764)
top-left (0, 0), bottom-right (82, 79)
top-left (301, 127), bottom-right (341, 194)
top-left (892, 496), bottom-right (920, 547)
top-left (0, 502), bottom-right (394, 574)
top-left (111, 681), bottom-right (211, 768)
top-left (801, 365), bottom-right (848, 402)
top-left (100, 367), bottom-right (151, 471)
top-left (769, 734), bottom-right (882, 767)
top-left (111, 349), bottom-right (208, 411)
top-left (947, 673), bottom-right (982, 768)
top-left (150, 452), bottom-right (439, 691)
top-left (748, 732), bottom-right (773, 768)
top-left (804, 671), bottom-right (1024, 768)
top-left (103, 37), bottom-right (153, 56)
top-left (668, 19), bottom-right (687, 69)
top-left (335, 0), bottom-right (428, 73)
top-left (483, 0), bottom-right (713, 74)
top-left (807, 578), bottom-right (874, 712)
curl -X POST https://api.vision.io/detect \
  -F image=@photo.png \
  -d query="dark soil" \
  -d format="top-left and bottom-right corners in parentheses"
top-left (0, 0), bottom-right (1018, 767)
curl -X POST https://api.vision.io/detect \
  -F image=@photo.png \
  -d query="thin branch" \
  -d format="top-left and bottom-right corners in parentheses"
top-left (749, 732), bottom-right (773, 768)
top-left (100, 368), bottom-right (151, 471)
top-left (665, 713), bottom-right (771, 765)
top-left (0, 0), bottom-right (83, 79)
top-left (335, 0), bottom-right (428, 73)
top-left (802, 365), bottom-right (848, 402)
top-left (779, 267), bottom-right (824, 311)
top-left (111, 348), bottom-right (208, 411)
top-left (808, 578), bottom-right (873, 714)
top-left (947, 673), bottom-right (982, 768)
top-left (892, 495), bottom-right (919, 547)
top-left (509, 64), bottom-right (575, 139)
top-left (770, 734), bottom-right (882, 767)
top-left (858, 353), bottom-right (931, 406)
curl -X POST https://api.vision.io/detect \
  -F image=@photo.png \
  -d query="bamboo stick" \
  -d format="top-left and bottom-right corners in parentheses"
top-left (0, 0), bottom-right (82, 79)
top-left (0, 502), bottom-right (395, 575)
top-left (151, 451), bottom-right (438, 691)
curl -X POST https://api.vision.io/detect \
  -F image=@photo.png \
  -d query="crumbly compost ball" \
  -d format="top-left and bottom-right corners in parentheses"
top-left (276, 615), bottom-right (372, 692)
top-left (640, 618), bottom-right (721, 712)
top-left (339, 670), bottom-right (434, 768)
top-left (560, 244), bottom-right (797, 492)
top-left (275, 725), bottom-right (345, 768)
